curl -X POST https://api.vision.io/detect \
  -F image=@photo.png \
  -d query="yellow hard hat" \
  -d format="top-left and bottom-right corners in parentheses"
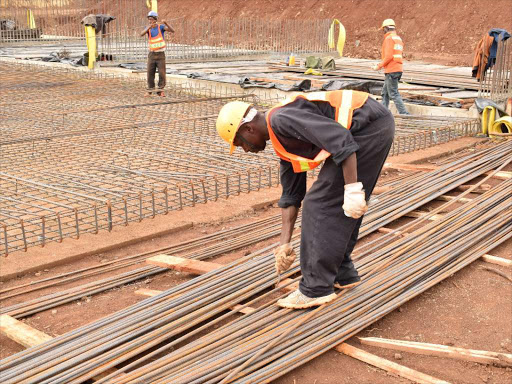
top-left (216, 101), bottom-right (252, 154)
top-left (380, 19), bottom-right (396, 29)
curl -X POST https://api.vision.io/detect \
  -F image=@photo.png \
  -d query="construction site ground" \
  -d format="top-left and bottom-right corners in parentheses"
top-left (1, 138), bottom-right (511, 384)
top-left (1, 1), bottom-right (511, 378)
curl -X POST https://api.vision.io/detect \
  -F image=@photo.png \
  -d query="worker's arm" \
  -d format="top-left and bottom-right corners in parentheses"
top-left (140, 27), bottom-right (149, 37)
top-left (341, 152), bottom-right (357, 184)
top-left (161, 20), bottom-right (175, 33)
top-left (277, 160), bottom-right (306, 244)
top-left (280, 206), bottom-right (299, 244)
top-left (377, 37), bottom-right (393, 70)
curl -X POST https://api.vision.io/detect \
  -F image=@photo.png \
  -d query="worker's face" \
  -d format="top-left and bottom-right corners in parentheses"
top-left (148, 17), bottom-right (157, 27)
top-left (233, 124), bottom-right (266, 153)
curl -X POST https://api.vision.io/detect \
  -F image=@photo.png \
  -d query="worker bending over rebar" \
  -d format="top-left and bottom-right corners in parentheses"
top-left (216, 90), bottom-right (395, 309)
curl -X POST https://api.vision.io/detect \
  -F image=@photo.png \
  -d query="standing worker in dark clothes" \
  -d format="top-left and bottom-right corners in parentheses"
top-left (216, 91), bottom-right (395, 309)
top-left (141, 11), bottom-right (174, 97)
top-left (372, 19), bottom-right (410, 115)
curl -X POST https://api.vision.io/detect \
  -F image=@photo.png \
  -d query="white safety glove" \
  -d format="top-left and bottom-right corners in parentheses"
top-left (274, 243), bottom-right (296, 274)
top-left (371, 64), bottom-right (379, 71)
top-left (342, 182), bottom-right (368, 219)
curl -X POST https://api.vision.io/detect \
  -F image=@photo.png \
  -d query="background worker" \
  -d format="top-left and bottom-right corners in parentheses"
top-left (140, 11), bottom-right (174, 97)
top-left (216, 91), bottom-right (395, 309)
top-left (373, 19), bottom-right (410, 115)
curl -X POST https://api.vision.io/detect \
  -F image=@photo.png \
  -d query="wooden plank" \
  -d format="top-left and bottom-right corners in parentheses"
top-left (277, 278), bottom-right (300, 293)
top-left (359, 337), bottom-right (512, 366)
top-left (383, 163), bottom-right (438, 172)
top-left (146, 255), bottom-right (299, 294)
top-left (134, 289), bottom-right (256, 314)
top-left (372, 186), bottom-right (392, 195)
top-left (0, 314), bottom-right (52, 348)
top-left (146, 255), bottom-right (223, 275)
top-left (404, 211), bottom-right (444, 221)
top-left (435, 195), bottom-right (474, 204)
top-left (336, 343), bottom-right (450, 384)
top-left (134, 288), bottom-right (163, 297)
top-left (377, 227), bottom-right (407, 237)
top-left (485, 171), bottom-right (512, 180)
top-left (481, 254), bottom-right (512, 268)
top-left (0, 314), bottom-right (126, 380)
top-left (454, 184), bottom-right (491, 193)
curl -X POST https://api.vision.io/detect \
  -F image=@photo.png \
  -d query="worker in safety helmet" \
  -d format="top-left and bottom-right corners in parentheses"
top-left (140, 11), bottom-right (174, 97)
top-left (372, 19), bottom-right (410, 115)
top-left (216, 91), bottom-right (395, 309)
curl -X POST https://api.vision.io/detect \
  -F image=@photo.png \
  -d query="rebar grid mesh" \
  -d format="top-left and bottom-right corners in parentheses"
top-left (479, 39), bottom-right (512, 102)
top-left (0, 62), bottom-right (284, 254)
top-left (0, 62), bottom-right (478, 254)
top-left (1, 0), bottom-right (332, 61)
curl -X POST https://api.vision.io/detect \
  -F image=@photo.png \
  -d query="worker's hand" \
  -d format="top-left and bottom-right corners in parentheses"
top-left (342, 182), bottom-right (368, 219)
top-left (371, 64), bottom-right (380, 71)
top-left (274, 243), bottom-right (296, 274)
top-left (161, 19), bottom-right (167, 24)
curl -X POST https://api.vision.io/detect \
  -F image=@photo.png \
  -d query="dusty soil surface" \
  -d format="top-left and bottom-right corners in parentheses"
top-left (162, 0), bottom-right (512, 66)
top-left (1, 139), bottom-right (511, 383)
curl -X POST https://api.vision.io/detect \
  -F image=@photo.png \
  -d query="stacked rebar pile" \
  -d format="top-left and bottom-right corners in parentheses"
top-left (1, 142), bottom-right (508, 319)
top-left (0, 141), bottom-right (510, 384)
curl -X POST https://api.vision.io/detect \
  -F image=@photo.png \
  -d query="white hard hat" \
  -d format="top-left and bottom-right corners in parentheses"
top-left (148, 11), bottom-right (158, 18)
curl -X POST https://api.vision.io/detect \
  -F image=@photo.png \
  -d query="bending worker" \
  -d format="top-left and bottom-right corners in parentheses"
top-left (216, 90), bottom-right (395, 309)
top-left (372, 18), bottom-right (410, 115)
top-left (140, 11), bottom-right (174, 97)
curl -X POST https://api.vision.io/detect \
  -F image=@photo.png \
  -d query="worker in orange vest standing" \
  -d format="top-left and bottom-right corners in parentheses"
top-left (141, 11), bottom-right (174, 97)
top-left (216, 91), bottom-right (395, 309)
top-left (373, 19), bottom-right (410, 115)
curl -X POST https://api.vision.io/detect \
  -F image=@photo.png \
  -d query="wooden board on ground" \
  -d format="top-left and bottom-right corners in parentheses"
top-left (336, 343), bottom-right (450, 384)
top-left (146, 255), bottom-right (298, 293)
top-left (481, 254), bottom-right (512, 268)
top-left (0, 314), bottom-right (125, 380)
top-left (146, 254), bottom-right (222, 275)
top-left (359, 337), bottom-right (512, 366)
top-left (0, 314), bottom-right (53, 348)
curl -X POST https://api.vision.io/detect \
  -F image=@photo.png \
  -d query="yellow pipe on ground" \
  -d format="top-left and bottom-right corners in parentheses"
top-left (490, 116), bottom-right (512, 137)
top-left (481, 106), bottom-right (496, 136)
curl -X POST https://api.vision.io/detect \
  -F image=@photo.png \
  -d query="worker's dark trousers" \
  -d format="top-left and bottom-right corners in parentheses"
top-left (382, 72), bottom-right (409, 115)
top-left (299, 111), bottom-right (395, 298)
top-left (147, 51), bottom-right (166, 90)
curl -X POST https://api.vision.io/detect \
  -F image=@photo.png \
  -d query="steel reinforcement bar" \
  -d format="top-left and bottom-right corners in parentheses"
top-left (0, 141), bottom-right (510, 383)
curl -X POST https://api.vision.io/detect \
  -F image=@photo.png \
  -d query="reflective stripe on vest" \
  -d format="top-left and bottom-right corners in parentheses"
top-left (388, 33), bottom-right (403, 63)
top-left (266, 90), bottom-right (369, 173)
top-left (149, 25), bottom-right (166, 51)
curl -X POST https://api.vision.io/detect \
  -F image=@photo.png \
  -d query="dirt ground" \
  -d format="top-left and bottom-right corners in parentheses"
top-left (1, 139), bottom-right (511, 383)
top-left (162, 0), bottom-right (512, 66)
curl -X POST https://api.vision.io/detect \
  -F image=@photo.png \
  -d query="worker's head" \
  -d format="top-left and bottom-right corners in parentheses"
top-left (216, 101), bottom-right (268, 154)
top-left (380, 18), bottom-right (395, 33)
top-left (147, 11), bottom-right (158, 25)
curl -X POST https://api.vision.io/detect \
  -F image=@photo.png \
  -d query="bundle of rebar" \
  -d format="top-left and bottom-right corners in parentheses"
top-left (0, 141), bottom-right (510, 383)
top-left (2, 142), bottom-right (508, 320)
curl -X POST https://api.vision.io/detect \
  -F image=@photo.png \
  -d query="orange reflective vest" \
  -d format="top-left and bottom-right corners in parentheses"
top-left (148, 25), bottom-right (166, 51)
top-left (266, 90), bottom-right (369, 173)
top-left (378, 31), bottom-right (404, 73)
